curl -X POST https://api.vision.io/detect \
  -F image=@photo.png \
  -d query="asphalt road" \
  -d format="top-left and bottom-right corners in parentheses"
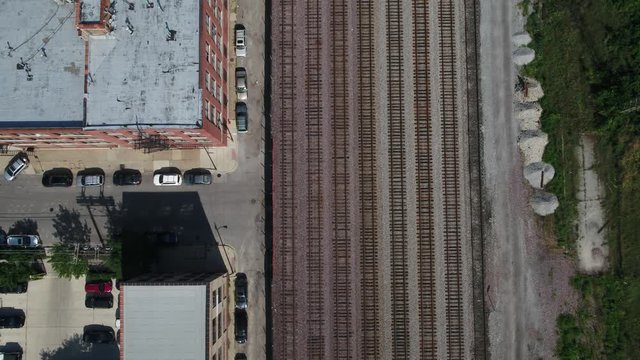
top-left (0, 124), bottom-right (266, 360)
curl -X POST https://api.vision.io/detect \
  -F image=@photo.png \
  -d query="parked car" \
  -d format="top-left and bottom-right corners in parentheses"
top-left (235, 25), bottom-right (247, 57)
top-left (236, 68), bottom-right (248, 101)
top-left (235, 273), bottom-right (248, 310)
top-left (76, 172), bottom-right (104, 187)
top-left (85, 280), bottom-right (113, 293)
top-left (85, 293), bottom-right (114, 309)
top-left (0, 282), bottom-right (27, 294)
top-left (153, 173), bottom-right (182, 186)
top-left (0, 349), bottom-right (23, 360)
top-left (236, 102), bottom-right (248, 133)
top-left (146, 231), bottom-right (178, 246)
top-left (153, 172), bottom-right (182, 186)
top-left (42, 169), bottom-right (73, 187)
top-left (185, 169), bottom-right (212, 185)
top-left (0, 313), bottom-right (25, 329)
top-left (235, 310), bottom-right (247, 344)
top-left (113, 169), bottom-right (142, 186)
top-left (3, 153), bottom-right (29, 182)
top-left (115, 308), bottom-right (120, 329)
top-left (6, 235), bottom-right (40, 248)
top-left (82, 326), bottom-right (116, 344)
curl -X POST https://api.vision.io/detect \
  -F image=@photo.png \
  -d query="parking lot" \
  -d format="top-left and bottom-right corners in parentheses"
top-left (0, 272), bottom-right (119, 360)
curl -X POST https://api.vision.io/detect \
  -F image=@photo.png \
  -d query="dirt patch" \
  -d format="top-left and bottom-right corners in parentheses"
top-left (576, 135), bottom-right (608, 272)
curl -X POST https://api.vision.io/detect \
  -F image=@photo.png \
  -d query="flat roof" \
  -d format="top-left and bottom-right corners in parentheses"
top-left (85, 0), bottom-right (201, 128)
top-left (79, 0), bottom-right (101, 23)
top-left (0, 0), bottom-right (84, 126)
top-left (123, 284), bottom-right (207, 360)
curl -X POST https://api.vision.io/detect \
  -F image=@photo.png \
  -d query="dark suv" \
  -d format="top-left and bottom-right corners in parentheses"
top-left (113, 169), bottom-right (142, 186)
top-left (85, 293), bottom-right (114, 309)
top-left (83, 326), bottom-right (116, 344)
top-left (0, 313), bottom-right (25, 328)
top-left (235, 310), bottom-right (247, 344)
top-left (184, 169), bottom-right (212, 185)
top-left (0, 282), bottom-right (27, 294)
top-left (42, 169), bottom-right (73, 187)
top-left (235, 273), bottom-right (248, 310)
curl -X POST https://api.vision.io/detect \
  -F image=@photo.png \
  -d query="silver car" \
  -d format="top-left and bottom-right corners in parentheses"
top-left (6, 234), bottom-right (40, 248)
top-left (4, 154), bottom-right (29, 181)
top-left (235, 25), bottom-right (246, 57)
top-left (236, 67), bottom-right (248, 101)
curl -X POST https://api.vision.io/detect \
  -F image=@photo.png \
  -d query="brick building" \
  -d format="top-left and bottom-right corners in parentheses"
top-left (119, 272), bottom-right (231, 360)
top-left (0, 0), bottom-right (230, 150)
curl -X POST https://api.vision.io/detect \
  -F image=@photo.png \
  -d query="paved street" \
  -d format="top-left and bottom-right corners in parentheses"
top-left (231, 0), bottom-right (268, 357)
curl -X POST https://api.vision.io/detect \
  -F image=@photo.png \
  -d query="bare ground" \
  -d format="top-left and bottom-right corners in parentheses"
top-left (480, 1), bottom-right (579, 358)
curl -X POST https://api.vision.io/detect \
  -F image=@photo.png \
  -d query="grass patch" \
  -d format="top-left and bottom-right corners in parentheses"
top-left (526, 0), bottom-right (640, 358)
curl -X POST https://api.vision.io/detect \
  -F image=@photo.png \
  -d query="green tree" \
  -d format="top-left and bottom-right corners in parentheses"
top-left (49, 243), bottom-right (88, 279)
top-left (52, 205), bottom-right (92, 245)
top-left (0, 253), bottom-right (36, 288)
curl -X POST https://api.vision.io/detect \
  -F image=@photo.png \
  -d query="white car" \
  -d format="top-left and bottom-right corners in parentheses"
top-left (6, 234), bottom-right (40, 248)
top-left (236, 67), bottom-right (248, 101)
top-left (153, 173), bottom-right (182, 186)
top-left (235, 25), bottom-right (246, 57)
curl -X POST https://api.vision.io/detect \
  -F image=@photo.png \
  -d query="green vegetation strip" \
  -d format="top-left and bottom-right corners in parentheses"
top-left (526, 0), bottom-right (640, 358)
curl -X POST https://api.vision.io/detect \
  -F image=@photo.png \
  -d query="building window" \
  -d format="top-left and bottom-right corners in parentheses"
top-left (211, 51), bottom-right (217, 71)
top-left (205, 42), bottom-right (211, 63)
top-left (217, 314), bottom-right (222, 339)
top-left (205, 71), bottom-right (211, 93)
top-left (205, 100), bottom-right (210, 119)
top-left (217, 59), bottom-right (222, 78)
top-left (212, 79), bottom-right (217, 100)
top-left (205, 15), bottom-right (211, 34)
top-left (210, 104), bottom-right (216, 123)
top-left (216, 84), bottom-right (222, 103)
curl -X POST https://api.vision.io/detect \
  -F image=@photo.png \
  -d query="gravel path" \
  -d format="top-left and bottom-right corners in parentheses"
top-left (479, 1), bottom-right (579, 359)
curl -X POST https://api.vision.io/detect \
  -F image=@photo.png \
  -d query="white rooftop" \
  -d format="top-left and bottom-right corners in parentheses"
top-left (0, 0), bottom-right (84, 126)
top-left (123, 284), bottom-right (207, 360)
top-left (86, 0), bottom-right (202, 128)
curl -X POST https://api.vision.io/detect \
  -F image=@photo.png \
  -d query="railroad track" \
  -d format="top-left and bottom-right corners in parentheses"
top-left (331, 0), bottom-right (352, 357)
top-left (276, 0), bottom-right (297, 358)
top-left (386, 0), bottom-right (410, 358)
top-left (413, 0), bottom-right (438, 358)
top-left (357, 0), bottom-right (380, 358)
top-left (438, 0), bottom-right (465, 358)
top-left (305, 0), bottom-right (324, 358)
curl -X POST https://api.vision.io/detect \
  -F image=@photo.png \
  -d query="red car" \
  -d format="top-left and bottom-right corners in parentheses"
top-left (85, 280), bottom-right (113, 293)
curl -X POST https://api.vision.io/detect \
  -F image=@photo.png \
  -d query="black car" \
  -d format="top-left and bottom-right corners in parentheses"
top-left (236, 102), bottom-right (248, 133)
top-left (235, 273), bottom-right (248, 310)
top-left (0, 313), bottom-right (25, 328)
top-left (184, 169), bottom-right (212, 185)
top-left (0, 350), bottom-right (23, 360)
top-left (235, 310), bottom-right (247, 344)
top-left (113, 169), bottom-right (142, 186)
top-left (0, 282), bottom-right (28, 294)
top-left (145, 231), bottom-right (178, 246)
top-left (85, 293), bottom-right (114, 309)
top-left (42, 168), bottom-right (73, 187)
top-left (83, 326), bottom-right (116, 344)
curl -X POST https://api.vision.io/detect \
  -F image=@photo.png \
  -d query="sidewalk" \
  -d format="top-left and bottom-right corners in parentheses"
top-left (20, 145), bottom-right (238, 175)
